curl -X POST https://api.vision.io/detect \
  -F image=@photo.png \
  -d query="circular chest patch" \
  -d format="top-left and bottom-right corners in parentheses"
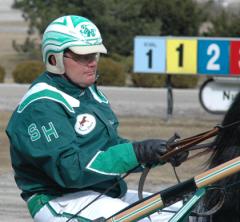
top-left (75, 114), bottom-right (96, 135)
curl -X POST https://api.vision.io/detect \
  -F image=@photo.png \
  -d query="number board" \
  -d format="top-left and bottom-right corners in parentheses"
top-left (134, 36), bottom-right (240, 75)
top-left (134, 37), bottom-right (166, 73)
top-left (166, 39), bottom-right (197, 74)
top-left (198, 40), bottom-right (229, 75)
top-left (230, 41), bottom-right (240, 75)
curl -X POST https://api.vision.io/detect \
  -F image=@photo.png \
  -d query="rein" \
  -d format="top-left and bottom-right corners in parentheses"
top-left (65, 165), bottom-right (141, 222)
top-left (162, 120), bottom-right (240, 162)
top-left (138, 126), bottom-right (219, 203)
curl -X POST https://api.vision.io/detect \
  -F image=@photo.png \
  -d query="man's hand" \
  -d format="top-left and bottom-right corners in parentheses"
top-left (133, 139), bottom-right (188, 166)
top-left (133, 139), bottom-right (167, 165)
top-left (169, 151), bottom-right (189, 167)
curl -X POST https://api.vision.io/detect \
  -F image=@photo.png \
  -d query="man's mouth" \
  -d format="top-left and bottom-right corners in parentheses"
top-left (85, 71), bottom-right (96, 76)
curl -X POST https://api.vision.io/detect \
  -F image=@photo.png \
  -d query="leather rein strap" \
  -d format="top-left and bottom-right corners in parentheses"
top-left (138, 126), bottom-right (220, 203)
top-left (161, 127), bottom-right (219, 161)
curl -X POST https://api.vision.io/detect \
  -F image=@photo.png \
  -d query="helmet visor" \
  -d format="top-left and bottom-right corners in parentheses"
top-left (69, 44), bottom-right (107, 55)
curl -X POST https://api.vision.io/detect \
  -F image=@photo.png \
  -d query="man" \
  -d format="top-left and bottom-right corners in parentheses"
top-left (6, 15), bottom-right (187, 221)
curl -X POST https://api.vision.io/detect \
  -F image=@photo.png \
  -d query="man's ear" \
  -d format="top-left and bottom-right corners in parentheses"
top-left (48, 55), bottom-right (56, 66)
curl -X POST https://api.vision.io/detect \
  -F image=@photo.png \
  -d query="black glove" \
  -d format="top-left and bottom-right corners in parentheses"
top-left (133, 139), bottom-right (189, 166)
top-left (133, 139), bottom-right (167, 165)
top-left (166, 133), bottom-right (189, 167)
top-left (169, 151), bottom-right (189, 167)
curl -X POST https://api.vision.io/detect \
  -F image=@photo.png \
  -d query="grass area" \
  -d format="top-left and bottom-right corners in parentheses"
top-left (1, 111), bottom-right (220, 191)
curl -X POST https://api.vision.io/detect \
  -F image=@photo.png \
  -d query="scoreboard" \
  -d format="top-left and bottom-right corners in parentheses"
top-left (134, 36), bottom-right (240, 75)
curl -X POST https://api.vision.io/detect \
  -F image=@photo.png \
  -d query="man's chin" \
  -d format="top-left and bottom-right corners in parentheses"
top-left (78, 78), bottom-right (96, 88)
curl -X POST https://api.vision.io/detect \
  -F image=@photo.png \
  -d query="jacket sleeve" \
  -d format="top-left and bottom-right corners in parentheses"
top-left (13, 101), bottom-right (138, 189)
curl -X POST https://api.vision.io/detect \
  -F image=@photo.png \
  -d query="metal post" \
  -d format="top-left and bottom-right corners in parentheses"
top-left (166, 74), bottom-right (173, 120)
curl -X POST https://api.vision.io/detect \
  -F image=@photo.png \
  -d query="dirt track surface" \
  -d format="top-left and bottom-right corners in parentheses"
top-left (0, 173), bottom-right (32, 222)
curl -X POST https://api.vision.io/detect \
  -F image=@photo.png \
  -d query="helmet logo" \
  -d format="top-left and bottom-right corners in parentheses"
top-left (80, 23), bottom-right (96, 38)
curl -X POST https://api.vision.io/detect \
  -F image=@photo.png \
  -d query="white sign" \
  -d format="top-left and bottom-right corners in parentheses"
top-left (134, 36), bottom-right (166, 73)
top-left (199, 78), bottom-right (240, 114)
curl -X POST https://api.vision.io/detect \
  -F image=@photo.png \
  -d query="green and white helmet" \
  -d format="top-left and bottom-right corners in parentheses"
top-left (42, 15), bottom-right (107, 74)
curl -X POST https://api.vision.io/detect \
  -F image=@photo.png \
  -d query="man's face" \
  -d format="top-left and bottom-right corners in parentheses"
top-left (63, 50), bottom-right (98, 88)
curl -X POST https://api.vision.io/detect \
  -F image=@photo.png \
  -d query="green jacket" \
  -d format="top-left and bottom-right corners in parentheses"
top-left (6, 72), bottom-right (139, 201)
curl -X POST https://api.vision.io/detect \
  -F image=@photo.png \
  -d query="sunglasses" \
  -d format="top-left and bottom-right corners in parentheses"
top-left (63, 53), bottom-right (98, 64)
